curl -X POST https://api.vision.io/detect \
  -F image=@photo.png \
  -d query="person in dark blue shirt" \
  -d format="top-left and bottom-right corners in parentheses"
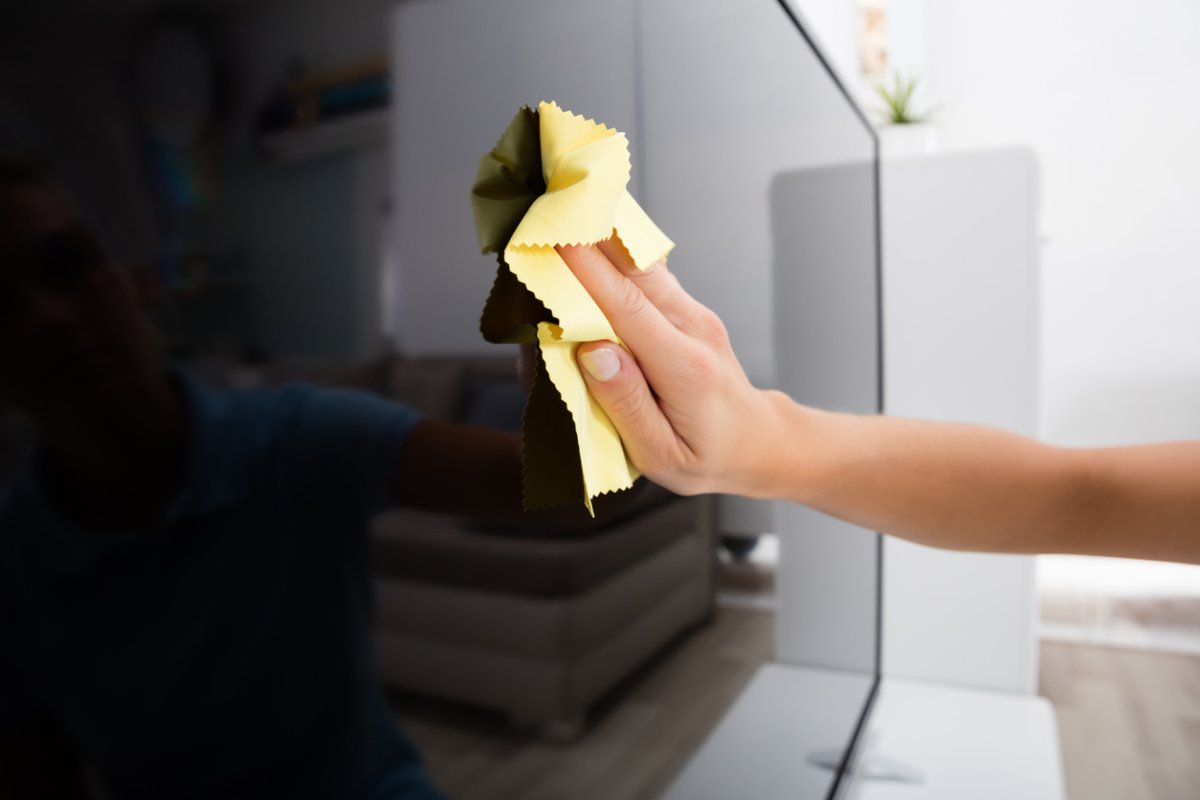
top-left (0, 157), bottom-right (544, 798)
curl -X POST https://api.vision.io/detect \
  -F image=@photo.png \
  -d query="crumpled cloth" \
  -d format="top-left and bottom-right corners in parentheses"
top-left (472, 101), bottom-right (674, 513)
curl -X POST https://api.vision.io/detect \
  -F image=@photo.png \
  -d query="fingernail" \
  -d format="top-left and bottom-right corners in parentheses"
top-left (580, 348), bottom-right (620, 382)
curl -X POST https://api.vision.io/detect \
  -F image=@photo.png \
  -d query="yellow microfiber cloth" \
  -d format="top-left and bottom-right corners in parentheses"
top-left (472, 101), bottom-right (674, 514)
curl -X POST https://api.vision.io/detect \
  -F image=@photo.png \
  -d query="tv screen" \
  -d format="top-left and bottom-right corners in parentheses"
top-left (394, 0), bottom-right (882, 797)
top-left (0, 0), bottom-right (877, 795)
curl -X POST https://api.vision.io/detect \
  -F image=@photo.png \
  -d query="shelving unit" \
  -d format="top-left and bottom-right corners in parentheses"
top-left (257, 107), bottom-right (389, 164)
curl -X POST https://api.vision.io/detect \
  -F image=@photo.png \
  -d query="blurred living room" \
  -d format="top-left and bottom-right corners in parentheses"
top-left (1, 1), bottom-right (1197, 799)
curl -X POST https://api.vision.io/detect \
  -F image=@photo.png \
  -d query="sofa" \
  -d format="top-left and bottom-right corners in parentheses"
top-left (371, 354), bottom-right (717, 739)
top-left (211, 351), bottom-right (718, 740)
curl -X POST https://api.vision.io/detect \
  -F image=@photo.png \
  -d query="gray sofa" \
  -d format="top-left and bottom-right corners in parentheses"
top-left (229, 352), bottom-right (718, 740)
top-left (370, 354), bottom-right (717, 739)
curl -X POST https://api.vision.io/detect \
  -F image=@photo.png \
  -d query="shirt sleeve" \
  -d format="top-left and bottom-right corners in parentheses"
top-left (275, 384), bottom-right (423, 519)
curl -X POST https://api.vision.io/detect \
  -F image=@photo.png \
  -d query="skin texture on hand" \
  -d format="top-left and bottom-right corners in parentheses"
top-left (557, 241), bottom-right (1200, 565)
top-left (555, 240), bottom-right (786, 499)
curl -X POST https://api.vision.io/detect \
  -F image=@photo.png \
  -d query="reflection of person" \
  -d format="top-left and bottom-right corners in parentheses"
top-left (0, 157), bottom-right (587, 799)
top-left (558, 241), bottom-right (1200, 566)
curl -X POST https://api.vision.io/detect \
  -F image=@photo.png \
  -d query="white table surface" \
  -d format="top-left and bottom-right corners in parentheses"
top-left (846, 677), bottom-right (1064, 800)
top-left (663, 663), bottom-right (1065, 800)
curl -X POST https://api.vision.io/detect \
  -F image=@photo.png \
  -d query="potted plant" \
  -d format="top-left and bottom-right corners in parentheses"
top-left (874, 71), bottom-right (938, 157)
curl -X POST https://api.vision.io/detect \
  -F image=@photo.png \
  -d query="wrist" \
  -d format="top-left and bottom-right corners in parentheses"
top-left (731, 389), bottom-right (824, 503)
top-left (749, 390), bottom-right (862, 507)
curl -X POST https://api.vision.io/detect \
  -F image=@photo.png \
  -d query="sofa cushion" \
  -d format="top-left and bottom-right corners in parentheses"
top-left (371, 495), bottom-right (703, 599)
top-left (374, 533), bottom-right (703, 661)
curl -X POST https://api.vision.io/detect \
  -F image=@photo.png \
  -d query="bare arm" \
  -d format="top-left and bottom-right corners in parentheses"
top-left (391, 420), bottom-right (528, 516)
top-left (768, 404), bottom-right (1200, 562)
top-left (556, 241), bottom-right (1200, 564)
top-left (389, 419), bottom-right (646, 524)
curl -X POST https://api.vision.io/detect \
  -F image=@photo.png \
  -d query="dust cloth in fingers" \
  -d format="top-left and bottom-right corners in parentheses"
top-left (471, 101), bottom-right (674, 514)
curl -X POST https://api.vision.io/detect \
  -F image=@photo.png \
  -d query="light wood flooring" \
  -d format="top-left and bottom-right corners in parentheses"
top-left (1038, 557), bottom-right (1200, 656)
top-left (1039, 641), bottom-right (1200, 800)
top-left (1042, 590), bottom-right (1200, 657)
top-left (393, 608), bottom-right (775, 800)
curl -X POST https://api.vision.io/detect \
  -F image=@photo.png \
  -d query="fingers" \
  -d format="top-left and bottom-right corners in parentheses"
top-left (575, 341), bottom-right (685, 482)
top-left (559, 241), bottom-right (700, 335)
top-left (556, 244), bottom-right (689, 379)
top-left (593, 239), bottom-right (705, 330)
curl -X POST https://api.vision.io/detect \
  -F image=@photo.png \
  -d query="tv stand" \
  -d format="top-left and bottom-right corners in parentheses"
top-left (807, 748), bottom-right (924, 785)
top-left (844, 677), bottom-right (1064, 799)
top-left (663, 664), bottom-right (1064, 799)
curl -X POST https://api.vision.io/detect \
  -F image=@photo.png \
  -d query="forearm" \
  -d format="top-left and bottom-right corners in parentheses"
top-left (1077, 442), bottom-right (1200, 563)
top-left (556, 242), bottom-right (1200, 563)
top-left (759, 392), bottom-right (1200, 563)
top-left (391, 419), bottom-right (647, 525)
top-left (393, 421), bottom-right (526, 517)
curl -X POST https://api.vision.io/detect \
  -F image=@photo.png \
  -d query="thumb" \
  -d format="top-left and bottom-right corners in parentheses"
top-left (576, 341), bottom-right (678, 476)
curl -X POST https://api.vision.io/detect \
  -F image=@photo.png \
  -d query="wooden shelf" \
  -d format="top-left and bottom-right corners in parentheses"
top-left (258, 108), bottom-right (389, 164)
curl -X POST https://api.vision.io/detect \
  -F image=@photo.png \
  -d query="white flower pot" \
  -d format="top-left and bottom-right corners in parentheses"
top-left (879, 123), bottom-right (939, 158)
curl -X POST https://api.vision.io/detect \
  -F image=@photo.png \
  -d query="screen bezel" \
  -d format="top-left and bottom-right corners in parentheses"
top-left (770, 2), bottom-right (884, 796)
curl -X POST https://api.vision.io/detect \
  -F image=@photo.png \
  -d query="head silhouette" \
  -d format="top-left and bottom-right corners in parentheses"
top-left (0, 156), bottom-right (165, 433)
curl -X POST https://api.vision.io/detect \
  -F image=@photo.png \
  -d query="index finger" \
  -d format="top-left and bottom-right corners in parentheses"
top-left (594, 239), bottom-right (705, 331)
top-left (557, 243), bottom-right (690, 377)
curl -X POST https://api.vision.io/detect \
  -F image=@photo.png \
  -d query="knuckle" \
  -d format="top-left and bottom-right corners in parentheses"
top-left (606, 378), bottom-right (648, 423)
top-left (617, 276), bottom-right (651, 320)
top-left (679, 347), bottom-right (718, 383)
top-left (632, 260), bottom-right (667, 288)
top-left (633, 450), bottom-right (665, 480)
top-left (695, 307), bottom-right (728, 344)
top-left (657, 460), bottom-right (705, 497)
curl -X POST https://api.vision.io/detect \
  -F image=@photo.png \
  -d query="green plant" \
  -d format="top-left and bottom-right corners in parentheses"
top-left (874, 72), bottom-right (932, 125)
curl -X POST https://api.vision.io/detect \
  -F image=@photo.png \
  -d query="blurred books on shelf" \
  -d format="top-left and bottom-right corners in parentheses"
top-left (256, 55), bottom-right (390, 163)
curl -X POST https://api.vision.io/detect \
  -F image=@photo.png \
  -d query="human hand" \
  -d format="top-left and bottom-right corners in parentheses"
top-left (557, 241), bottom-right (792, 498)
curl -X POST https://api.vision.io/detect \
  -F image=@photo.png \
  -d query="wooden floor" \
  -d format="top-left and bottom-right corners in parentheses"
top-left (1039, 641), bottom-right (1200, 800)
top-left (394, 608), bottom-right (775, 800)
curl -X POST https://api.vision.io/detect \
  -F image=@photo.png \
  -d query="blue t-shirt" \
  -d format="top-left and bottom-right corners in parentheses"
top-left (0, 373), bottom-right (443, 799)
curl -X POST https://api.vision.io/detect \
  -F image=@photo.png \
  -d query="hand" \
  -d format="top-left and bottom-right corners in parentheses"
top-left (557, 240), bottom-right (789, 498)
top-left (557, 245), bottom-right (1200, 565)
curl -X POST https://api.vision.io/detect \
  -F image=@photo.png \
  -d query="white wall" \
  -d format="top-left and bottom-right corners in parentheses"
top-left (799, 0), bottom-right (1200, 446)
top-left (881, 149), bottom-right (1041, 694)
top-left (919, 0), bottom-right (1200, 447)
